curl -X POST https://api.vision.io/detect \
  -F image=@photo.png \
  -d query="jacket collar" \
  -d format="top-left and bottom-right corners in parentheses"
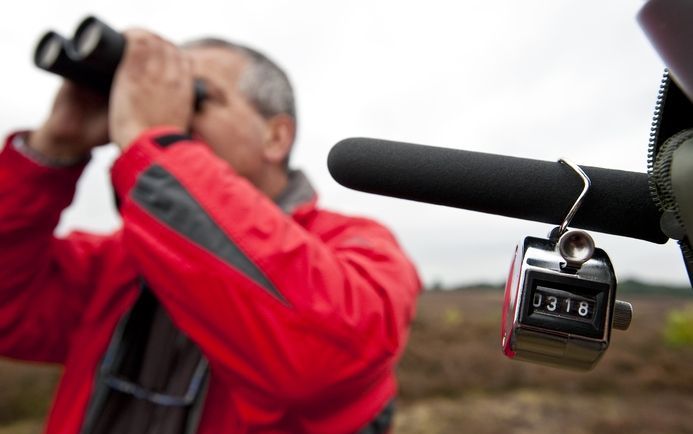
top-left (274, 170), bottom-right (317, 214)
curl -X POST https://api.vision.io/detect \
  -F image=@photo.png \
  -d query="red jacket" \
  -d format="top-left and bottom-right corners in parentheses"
top-left (0, 128), bottom-right (421, 434)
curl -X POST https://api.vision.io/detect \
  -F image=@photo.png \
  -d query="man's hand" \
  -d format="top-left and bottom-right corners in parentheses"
top-left (29, 81), bottom-right (109, 160)
top-left (109, 30), bottom-right (194, 150)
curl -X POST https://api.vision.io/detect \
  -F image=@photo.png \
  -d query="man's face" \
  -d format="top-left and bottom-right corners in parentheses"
top-left (186, 46), bottom-right (269, 185)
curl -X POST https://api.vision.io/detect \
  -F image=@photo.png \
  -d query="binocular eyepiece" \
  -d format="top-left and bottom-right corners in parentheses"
top-left (35, 16), bottom-right (206, 110)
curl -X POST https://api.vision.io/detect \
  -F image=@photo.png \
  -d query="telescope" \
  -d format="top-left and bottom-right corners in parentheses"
top-left (34, 16), bottom-right (207, 110)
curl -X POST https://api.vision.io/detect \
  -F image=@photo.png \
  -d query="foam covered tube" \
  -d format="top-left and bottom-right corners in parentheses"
top-left (328, 137), bottom-right (667, 244)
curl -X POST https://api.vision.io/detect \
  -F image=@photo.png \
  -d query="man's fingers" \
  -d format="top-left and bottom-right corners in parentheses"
top-left (110, 29), bottom-right (194, 148)
top-left (162, 40), bottom-right (181, 82)
top-left (120, 29), bottom-right (162, 77)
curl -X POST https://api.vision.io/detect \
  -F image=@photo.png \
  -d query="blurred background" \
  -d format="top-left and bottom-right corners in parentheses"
top-left (1, 0), bottom-right (692, 433)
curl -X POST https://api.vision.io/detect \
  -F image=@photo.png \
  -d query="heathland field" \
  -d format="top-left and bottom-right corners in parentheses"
top-left (395, 289), bottom-right (693, 434)
top-left (1, 288), bottom-right (692, 434)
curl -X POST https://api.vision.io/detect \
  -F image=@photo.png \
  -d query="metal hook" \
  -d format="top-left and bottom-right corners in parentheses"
top-left (556, 158), bottom-right (591, 237)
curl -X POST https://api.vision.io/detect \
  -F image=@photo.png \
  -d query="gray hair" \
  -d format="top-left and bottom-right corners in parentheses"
top-left (183, 38), bottom-right (297, 124)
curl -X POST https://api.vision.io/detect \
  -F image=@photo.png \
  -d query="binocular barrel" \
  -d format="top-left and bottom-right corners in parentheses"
top-left (35, 16), bottom-right (206, 109)
top-left (34, 31), bottom-right (112, 93)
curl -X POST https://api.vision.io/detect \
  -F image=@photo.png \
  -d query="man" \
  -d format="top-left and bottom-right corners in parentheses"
top-left (0, 28), bottom-right (420, 433)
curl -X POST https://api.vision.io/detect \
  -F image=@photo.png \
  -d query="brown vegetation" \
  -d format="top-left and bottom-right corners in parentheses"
top-left (395, 290), bottom-right (693, 434)
top-left (0, 290), bottom-right (692, 433)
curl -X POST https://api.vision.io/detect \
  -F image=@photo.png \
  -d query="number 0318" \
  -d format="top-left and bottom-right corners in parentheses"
top-left (531, 287), bottom-right (594, 320)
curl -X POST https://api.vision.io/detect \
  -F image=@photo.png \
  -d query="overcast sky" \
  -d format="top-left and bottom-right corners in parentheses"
top-left (1, 0), bottom-right (689, 287)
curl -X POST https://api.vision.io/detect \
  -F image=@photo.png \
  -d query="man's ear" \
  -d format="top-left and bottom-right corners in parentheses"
top-left (262, 114), bottom-right (296, 165)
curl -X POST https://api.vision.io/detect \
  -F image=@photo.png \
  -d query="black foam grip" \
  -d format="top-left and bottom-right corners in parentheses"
top-left (328, 137), bottom-right (667, 244)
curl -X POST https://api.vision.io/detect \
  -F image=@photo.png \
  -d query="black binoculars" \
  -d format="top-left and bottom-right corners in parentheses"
top-left (34, 16), bottom-right (206, 110)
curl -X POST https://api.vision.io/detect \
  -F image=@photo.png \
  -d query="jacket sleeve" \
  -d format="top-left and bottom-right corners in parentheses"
top-left (112, 127), bottom-right (422, 401)
top-left (0, 133), bottom-right (112, 363)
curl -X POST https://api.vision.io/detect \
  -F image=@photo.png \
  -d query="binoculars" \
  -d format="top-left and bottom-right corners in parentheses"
top-left (34, 16), bottom-right (206, 110)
